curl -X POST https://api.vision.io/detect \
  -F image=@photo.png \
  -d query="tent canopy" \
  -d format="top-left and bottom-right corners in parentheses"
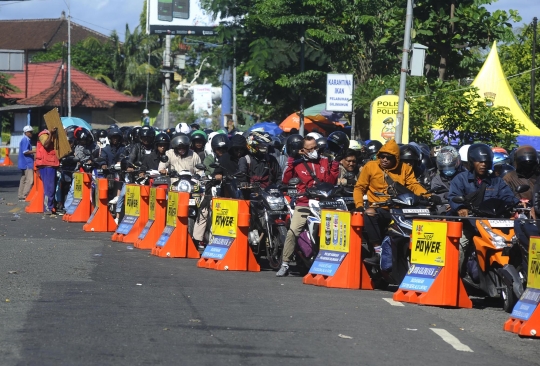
top-left (247, 122), bottom-right (283, 136)
top-left (279, 112), bottom-right (344, 135)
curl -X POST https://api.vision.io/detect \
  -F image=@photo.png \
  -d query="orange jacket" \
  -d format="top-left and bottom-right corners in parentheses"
top-left (353, 139), bottom-right (427, 207)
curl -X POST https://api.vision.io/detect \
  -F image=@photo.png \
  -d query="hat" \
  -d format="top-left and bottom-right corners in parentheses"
top-left (23, 126), bottom-right (33, 133)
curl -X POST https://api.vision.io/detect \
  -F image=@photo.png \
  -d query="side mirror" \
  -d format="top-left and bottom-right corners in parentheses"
top-left (195, 163), bottom-right (206, 171)
top-left (452, 196), bottom-right (465, 204)
top-left (289, 177), bottom-right (300, 185)
top-left (160, 155), bottom-right (169, 163)
top-left (515, 185), bottom-right (530, 193)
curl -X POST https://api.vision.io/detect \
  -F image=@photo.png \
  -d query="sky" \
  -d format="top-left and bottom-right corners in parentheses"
top-left (0, 0), bottom-right (538, 41)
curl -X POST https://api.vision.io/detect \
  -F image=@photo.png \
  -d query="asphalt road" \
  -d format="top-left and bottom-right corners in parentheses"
top-left (0, 165), bottom-right (539, 366)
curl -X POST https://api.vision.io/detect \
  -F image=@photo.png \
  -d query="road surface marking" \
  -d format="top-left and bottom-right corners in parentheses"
top-left (430, 328), bottom-right (473, 352)
top-left (9, 207), bottom-right (21, 213)
top-left (382, 298), bottom-right (404, 306)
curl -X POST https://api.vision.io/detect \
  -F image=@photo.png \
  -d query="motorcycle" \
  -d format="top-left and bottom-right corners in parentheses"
top-left (363, 186), bottom-right (447, 289)
top-left (246, 182), bottom-right (289, 270)
top-left (452, 184), bottom-right (530, 313)
top-left (286, 178), bottom-right (350, 275)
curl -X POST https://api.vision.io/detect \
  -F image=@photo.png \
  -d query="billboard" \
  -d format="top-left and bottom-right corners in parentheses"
top-left (369, 94), bottom-right (409, 144)
top-left (146, 0), bottom-right (224, 36)
top-left (193, 84), bottom-right (213, 116)
top-left (326, 74), bottom-right (354, 112)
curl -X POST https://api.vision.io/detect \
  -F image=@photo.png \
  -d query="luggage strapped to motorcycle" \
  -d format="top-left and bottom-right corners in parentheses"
top-left (301, 161), bottom-right (321, 184)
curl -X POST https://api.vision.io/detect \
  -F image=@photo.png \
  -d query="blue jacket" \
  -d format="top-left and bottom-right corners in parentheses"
top-left (100, 144), bottom-right (126, 166)
top-left (18, 135), bottom-right (34, 170)
top-left (448, 170), bottom-right (519, 212)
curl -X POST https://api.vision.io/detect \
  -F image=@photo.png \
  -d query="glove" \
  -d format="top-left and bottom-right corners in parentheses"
top-left (429, 195), bottom-right (443, 205)
top-left (355, 206), bottom-right (365, 212)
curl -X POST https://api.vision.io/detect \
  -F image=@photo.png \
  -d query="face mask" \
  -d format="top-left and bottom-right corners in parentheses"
top-left (442, 169), bottom-right (455, 177)
top-left (306, 150), bottom-right (318, 160)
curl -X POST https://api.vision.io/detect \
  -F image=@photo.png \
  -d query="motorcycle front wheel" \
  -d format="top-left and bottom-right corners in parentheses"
top-left (267, 225), bottom-right (286, 270)
top-left (501, 283), bottom-right (517, 313)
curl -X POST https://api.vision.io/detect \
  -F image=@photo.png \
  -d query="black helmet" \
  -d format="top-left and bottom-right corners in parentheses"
top-left (154, 133), bottom-right (171, 148)
top-left (514, 145), bottom-right (538, 173)
top-left (123, 127), bottom-right (132, 144)
top-left (247, 131), bottom-right (271, 155)
top-left (165, 128), bottom-right (176, 138)
top-left (230, 134), bottom-right (247, 149)
top-left (327, 131), bottom-right (350, 156)
top-left (467, 143), bottom-right (493, 169)
top-left (270, 136), bottom-right (283, 150)
top-left (211, 134), bottom-right (230, 151)
top-left (191, 123), bottom-right (200, 130)
top-left (130, 127), bottom-right (141, 144)
top-left (190, 130), bottom-right (207, 143)
top-left (74, 127), bottom-right (93, 143)
top-left (139, 126), bottom-right (156, 146)
top-left (286, 134), bottom-right (304, 158)
top-left (204, 128), bottom-right (213, 135)
top-left (493, 163), bottom-right (515, 178)
top-left (400, 144), bottom-right (421, 164)
top-left (108, 127), bottom-right (123, 142)
top-left (97, 129), bottom-right (108, 139)
top-left (66, 130), bottom-right (75, 145)
top-left (171, 134), bottom-right (191, 149)
top-left (316, 137), bottom-right (327, 152)
top-left (366, 140), bottom-right (383, 158)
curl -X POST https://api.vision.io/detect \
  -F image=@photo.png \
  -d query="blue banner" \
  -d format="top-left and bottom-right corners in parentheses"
top-left (399, 264), bottom-right (443, 293)
top-left (511, 288), bottom-right (540, 320)
top-left (138, 220), bottom-right (154, 240)
top-left (65, 199), bottom-right (81, 215)
top-left (156, 226), bottom-right (174, 247)
top-left (202, 236), bottom-right (234, 260)
top-left (309, 250), bottom-right (347, 276)
top-left (115, 215), bottom-right (138, 235)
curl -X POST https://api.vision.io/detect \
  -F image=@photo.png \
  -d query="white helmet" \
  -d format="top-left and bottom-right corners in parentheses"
top-left (348, 140), bottom-right (362, 151)
top-left (458, 144), bottom-right (470, 163)
top-left (205, 132), bottom-right (219, 156)
top-left (175, 122), bottom-right (190, 134)
top-left (307, 132), bottom-right (323, 140)
top-left (142, 109), bottom-right (149, 114)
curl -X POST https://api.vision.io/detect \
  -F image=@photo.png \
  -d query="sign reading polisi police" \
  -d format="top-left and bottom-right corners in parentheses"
top-left (326, 74), bottom-right (354, 112)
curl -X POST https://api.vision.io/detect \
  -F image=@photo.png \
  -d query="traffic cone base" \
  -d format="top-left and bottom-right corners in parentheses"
top-left (63, 173), bottom-right (92, 223)
top-left (83, 178), bottom-right (117, 232)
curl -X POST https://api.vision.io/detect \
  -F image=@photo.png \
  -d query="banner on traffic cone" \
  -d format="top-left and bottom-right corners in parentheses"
top-left (83, 178), bottom-right (117, 232)
top-left (152, 191), bottom-right (200, 258)
top-left (63, 172), bottom-right (92, 222)
top-left (112, 185), bottom-right (150, 243)
top-left (0, 147), bottom-right (13, 166)
top-left (303, 211), bottom-right (372, 289)
top-left (504, 236), bottom-right (540, 337)
top-left (393, 220), bottom-right (472, 308)
top-left (135, 187), bottom-right (167, 250)
top-left (197, 198), bottom-right (259, 272)
top-left (25, 169), bottom-right (44, 213)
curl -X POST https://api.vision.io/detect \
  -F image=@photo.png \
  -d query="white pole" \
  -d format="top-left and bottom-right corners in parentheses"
top-left (163, 35), bottom-right (171, 129)
top-left (67, 0), bottom-right (72, 117)
top-left (395, 0), bottom-right (413, 144)
top-left (232, 38), bottom-right (237, 127)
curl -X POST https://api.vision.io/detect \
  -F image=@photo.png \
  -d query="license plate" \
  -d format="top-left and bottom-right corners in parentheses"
top-left (488, 220), bottom-right (514, 228)
top-left (402, 208), bottom-right (430, 215)
top-left (188, 199), bottom-right (196, 206)
top-left (288, 190), bottom-right (297, 195)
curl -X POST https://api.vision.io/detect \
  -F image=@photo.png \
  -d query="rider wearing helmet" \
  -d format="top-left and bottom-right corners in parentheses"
top-left (277, 134), bottom-right (340, 277)
top-left (158, 133), bottom-right (203, 176)
top-left (363, 140), bottom-right (383, 164)
top-left (458, 144), bottom-right (471, 170)
top-left (493, 163), bottom-right (516, 178)
top-left (190, 130), bottom-right (208, 161)
top-left (492, 147), bottom-right (510, 167)
top-left (353, 139), bottom-right (431, 265)
top-left (128, 126), bottom-right (156, 168)
top-left (503, 145), bottom-right (539, 201)
top-left (100, 128), bottom-right (126, 167)
top-left (239, 131), bottom-right (282, 189)
top-left (430, 146), bottom-right (465, 214)
top-left (175, 122), bottom-right (191, 135)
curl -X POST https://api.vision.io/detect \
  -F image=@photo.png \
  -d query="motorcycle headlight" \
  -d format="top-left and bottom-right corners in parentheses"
top-left (267, 195), bottom-right (285, 210)
top-left (177, 180), bottom-right (192, 193)
top-left (480, 222), bottom-right (507, 249)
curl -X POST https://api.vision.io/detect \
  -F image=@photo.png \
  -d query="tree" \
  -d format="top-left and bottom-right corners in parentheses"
top-left (381, 0), bottom-right (521, 81)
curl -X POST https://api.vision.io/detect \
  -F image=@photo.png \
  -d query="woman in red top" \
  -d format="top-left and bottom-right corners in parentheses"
top-left (36, 128), bottom-right (59, 214)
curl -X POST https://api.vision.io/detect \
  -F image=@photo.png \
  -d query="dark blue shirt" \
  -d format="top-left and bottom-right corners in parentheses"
top-left (18, 135), bottom-right (34, 170)
top-left (100, 144), bottom-right (126, 166)
top-left (448, 170), bottom-right (519, 212)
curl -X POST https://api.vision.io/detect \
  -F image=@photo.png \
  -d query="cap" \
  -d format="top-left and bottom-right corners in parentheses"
top-left (23, 126), bottom-right (33, 133)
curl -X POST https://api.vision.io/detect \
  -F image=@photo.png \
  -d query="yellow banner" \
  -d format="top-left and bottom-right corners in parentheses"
top-left (125, 185), bottom-right (141, 217)
top-left (149, 188), bottom-right (156, 221)
top-left (166, 191), bottom-right (178, 227)
top-left (528, 237), bottom-right (540, 290)
top-left (319, 209), bottom-right (351, 253)
top-left (370, 94), bottom-right (409, 144)
top-left (212, 199), bottom-right (238, 238)
top-left (410, 220), bottom-right (447, 266)
top-left (73, 173), bottom-right (83, 199)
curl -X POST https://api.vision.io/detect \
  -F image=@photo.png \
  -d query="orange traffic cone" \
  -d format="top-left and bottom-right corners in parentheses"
top-left (0, 148), bottom-right (13, 166)
top-left (25, 170), bottom-right (44, 213)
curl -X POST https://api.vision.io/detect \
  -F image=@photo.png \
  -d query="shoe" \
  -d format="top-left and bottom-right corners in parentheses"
top-left (56, 210), bottom-right (65, 216)
top-left (276, 264), bottom-right (290, 277)
top-left (363, 253), bottom-right (381, 266)
top-left (114, 217), bottom-right (119, 225)
top-left (109, 196), bottom-right (119, 205)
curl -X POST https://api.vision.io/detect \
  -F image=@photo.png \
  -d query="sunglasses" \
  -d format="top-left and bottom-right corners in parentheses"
top-left (344, 159), bottom-right (357, 164)
top-left (379, 154), bottom-right (395, 161)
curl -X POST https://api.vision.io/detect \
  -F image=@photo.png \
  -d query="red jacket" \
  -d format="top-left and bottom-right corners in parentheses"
top-left (35, 130), bottom-right (59, 168)
top-left (283, 156), bottom-right (339, 206)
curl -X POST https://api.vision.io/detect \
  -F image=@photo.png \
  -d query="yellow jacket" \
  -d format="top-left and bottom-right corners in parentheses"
top-left (353, 139), bottom-right (427, 207)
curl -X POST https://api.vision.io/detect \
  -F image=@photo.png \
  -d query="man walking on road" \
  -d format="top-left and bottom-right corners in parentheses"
top-left (18, 125), bottom-right (35, 201)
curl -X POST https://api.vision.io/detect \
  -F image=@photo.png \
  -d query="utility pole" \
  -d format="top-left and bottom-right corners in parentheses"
top-left (395, 0), bottom-right (413, 144)
top-left (232, 37), bottom-right (237, 128)
top-left (299, 29), bottom-right (305, 136)
top-left (67, 0), bottom-right (72, 117)
top-left (163, 34), bottom-right (171, 129)
top-left (146, 47), bottom-right (151, 110)
top-left (531, 17), bottom-right (537, 123)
